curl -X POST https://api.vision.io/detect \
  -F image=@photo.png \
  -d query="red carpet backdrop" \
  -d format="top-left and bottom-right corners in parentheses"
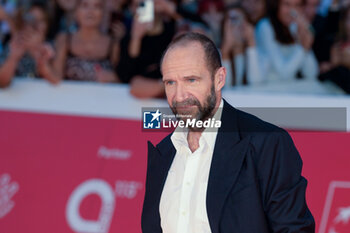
top-left (1, 80), bottom-right (349, 233)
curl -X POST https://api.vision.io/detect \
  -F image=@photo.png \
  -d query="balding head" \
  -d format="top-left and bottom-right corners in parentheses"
top-left (161, 32), bottom-right (222, 77)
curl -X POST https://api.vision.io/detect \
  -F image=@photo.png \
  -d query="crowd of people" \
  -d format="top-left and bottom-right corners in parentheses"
top-left (0, 0), bottom-right (349, 98)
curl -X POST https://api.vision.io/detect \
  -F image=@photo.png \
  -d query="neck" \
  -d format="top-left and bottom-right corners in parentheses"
top-left (187, 130), bottom-right (202, 153)
top-left (78, 27), bottom-right (100, 39)
top-left (214, 95), bottom-right (222, 111)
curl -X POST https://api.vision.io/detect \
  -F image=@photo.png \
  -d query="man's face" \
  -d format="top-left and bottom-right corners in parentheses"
top-left (162, 42), bottom-right (222, 121)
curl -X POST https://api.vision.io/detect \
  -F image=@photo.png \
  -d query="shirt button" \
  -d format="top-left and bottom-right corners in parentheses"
top-left (186, 181), bottom-right (191, 185)
top-left (182, 211), bottom-right (187, 216)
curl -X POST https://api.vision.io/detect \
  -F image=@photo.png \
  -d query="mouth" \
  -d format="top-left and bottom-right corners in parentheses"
top-left (85, 14), bottom-right (96, 20)
top-left (175, 105), bottom-right (198, 118)
top-left (176, 104), bottom-right (196, 110)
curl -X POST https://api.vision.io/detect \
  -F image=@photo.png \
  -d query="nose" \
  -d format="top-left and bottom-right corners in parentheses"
top-left (174, 82), bottom-right (188, 103)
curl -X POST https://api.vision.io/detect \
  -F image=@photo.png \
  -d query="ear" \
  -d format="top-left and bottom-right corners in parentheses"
top-left (214, 67), bottom-right (226, 92)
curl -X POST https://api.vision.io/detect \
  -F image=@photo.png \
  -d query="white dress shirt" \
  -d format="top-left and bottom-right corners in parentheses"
top-left (159, 99), bottom-right (224, 233)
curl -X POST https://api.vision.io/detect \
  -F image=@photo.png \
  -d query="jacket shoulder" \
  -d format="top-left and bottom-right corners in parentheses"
top-left (235, 108), bottom-right (297, 156)
top-left (235, 108), bottom-right (286, 136)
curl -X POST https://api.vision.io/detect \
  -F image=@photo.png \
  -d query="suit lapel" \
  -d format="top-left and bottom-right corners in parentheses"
top-left (147, 135), bottom-right (176, 208)
top-left (142, 139), bottom-right (176, 233)
top-left (206, 100), bottom-right (251, 233)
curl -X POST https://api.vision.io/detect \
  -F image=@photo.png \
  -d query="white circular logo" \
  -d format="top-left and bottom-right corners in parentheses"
top-left (66, 179), bottom-right (115, 233)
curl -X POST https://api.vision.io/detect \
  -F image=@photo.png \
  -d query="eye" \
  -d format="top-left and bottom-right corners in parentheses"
top-left (165, 80), bottom-right (175, 86)
top-left (187, 78), bottom-right (196, 83)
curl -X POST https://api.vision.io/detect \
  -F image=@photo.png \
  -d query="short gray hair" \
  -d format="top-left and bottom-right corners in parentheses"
top-left (160, 32), bottom-right (222, 77)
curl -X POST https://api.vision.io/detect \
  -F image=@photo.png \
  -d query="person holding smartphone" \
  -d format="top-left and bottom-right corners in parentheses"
top-left (117, 0), bottom-right (177, 98)
top-left (319, 6), bottom-right (350, 93)
top-left (0, 2), bottom-right (57, 88)
top-left (255, 0), bottom-right (319, 83)
top-left (221, 3), bottom-right (263, 87)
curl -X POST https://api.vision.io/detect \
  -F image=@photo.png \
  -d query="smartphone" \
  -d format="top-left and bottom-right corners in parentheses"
top-left (137, 0), bottom-right (154, 23)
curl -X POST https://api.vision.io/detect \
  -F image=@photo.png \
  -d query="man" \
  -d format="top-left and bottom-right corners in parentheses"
top-left (142, 32), bottom-right (315, 233)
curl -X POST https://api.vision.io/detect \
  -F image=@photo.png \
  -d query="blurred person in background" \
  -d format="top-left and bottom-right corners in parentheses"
top-left (174, 0), bottom-right (209, 25)
top-left (0, 0), bottom-right (17, 52)
top-left (221, 4), bottom-right (263, 87)
top-left (176, 19), bottom-right (212, 39)
top-left (255, 0), bottom-right (319, 83)
top-left (51, 0), bottom-right (78, 35)
top-left (241, 0), bottom-right (267, 24)
top-left (319, 6), bottom-right (350, 93)
top-left (223, 0), bottom-right (241, 7)
top-left (43, 0), bottom-right (120, 83)
top-left (105, 0), bottom-right (130, 58)
top-left (174, 0), bottom-right (212, 38)
top-left (199, 0), bottom-right (224, 46)
top-left (303, 0), bottom-right (347, 73)
top-left (178, 0), bottom-right (198, 14)
top-left (318, 0), bottom-right (350, 16)
top-left (103, 0), bottom-right (130, 33)
top-left (304, 0), bottom-right (350, 74)
top-left (117, 0), bottom-right (176, 98)
top-left (0, 2), bottom-right (57, 88)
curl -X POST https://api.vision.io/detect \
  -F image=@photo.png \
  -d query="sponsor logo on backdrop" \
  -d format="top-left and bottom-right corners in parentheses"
top-left (0, 173), bottom-right (19, 219)
top-left (319, 181), bottom-right (350, 233)
top-left (97, 146), bottom-right (132, 160)
top-left (66, 179), bottom-right (142, 233)
top-left (142, 109), bottom-right (221, 130)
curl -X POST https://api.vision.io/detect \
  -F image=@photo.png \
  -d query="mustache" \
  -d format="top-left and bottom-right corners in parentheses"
top-left (172, 98), bottom-right (200, 108)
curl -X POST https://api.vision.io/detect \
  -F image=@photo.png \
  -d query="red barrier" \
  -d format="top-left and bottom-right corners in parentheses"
top-left (0, 110), bottom-right (349, 233)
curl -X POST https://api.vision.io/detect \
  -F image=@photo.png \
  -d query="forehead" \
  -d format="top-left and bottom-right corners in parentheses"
top-left (29, 7), bottom-right (45, 19)
top-left (162, 42), bottom-right (209, 78)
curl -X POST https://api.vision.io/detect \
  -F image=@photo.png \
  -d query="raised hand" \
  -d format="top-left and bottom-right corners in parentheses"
top-left (95, 64), bottom-right (119, 83)
top-left (111, 21), bottom-right (126, 42)
top-left (8, 34), bottom-right (27, 61)
top-left (131, 15), bottom-right (153, 40)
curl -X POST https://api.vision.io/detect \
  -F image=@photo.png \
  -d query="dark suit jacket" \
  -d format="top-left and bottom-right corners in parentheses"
top-left (142, 100), bottom-right (315, 233)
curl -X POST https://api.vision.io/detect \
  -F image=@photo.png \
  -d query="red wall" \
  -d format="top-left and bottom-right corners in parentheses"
top-left (0, 110), bottom-right (349, 233)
